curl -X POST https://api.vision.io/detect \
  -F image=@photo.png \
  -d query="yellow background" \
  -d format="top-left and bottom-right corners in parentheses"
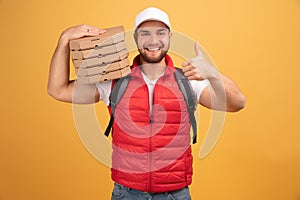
top-left (1, 0), bottom-right (300, 199)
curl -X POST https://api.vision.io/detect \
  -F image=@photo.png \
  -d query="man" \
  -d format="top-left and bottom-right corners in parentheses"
top-left (48, 7), bottom-right (245, 200)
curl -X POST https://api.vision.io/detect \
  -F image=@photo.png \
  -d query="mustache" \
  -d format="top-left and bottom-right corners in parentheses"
top-left (142, 44), bottom-right (165, 50)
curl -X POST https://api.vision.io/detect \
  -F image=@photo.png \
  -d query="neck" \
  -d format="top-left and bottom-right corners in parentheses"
top-left (139, 57), bottom-right (166, 80)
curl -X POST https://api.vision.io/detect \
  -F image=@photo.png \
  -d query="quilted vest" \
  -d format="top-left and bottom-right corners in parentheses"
top-left (111, 55), bottom-right (193, 193)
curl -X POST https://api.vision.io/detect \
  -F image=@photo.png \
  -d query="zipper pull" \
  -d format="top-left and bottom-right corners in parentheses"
top-left (149, 118), bottom-right (153, 123)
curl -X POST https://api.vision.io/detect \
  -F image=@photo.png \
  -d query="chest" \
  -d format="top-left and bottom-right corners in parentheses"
top-left (116, 76), bottom-right (187, 123)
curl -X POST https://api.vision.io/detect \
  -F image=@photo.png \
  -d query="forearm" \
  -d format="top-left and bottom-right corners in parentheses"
top-left (205, 69), bottom-right (227, 111)
top-left (207, 72), bottom-right (245, 112)
top-left (221, 74), bottom-right (246, 112)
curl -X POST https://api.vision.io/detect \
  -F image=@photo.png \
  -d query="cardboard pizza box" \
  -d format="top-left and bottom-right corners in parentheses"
top-left (71, 41), bottom-right (127, 60)
top-left (72, 49), bottom-right (128, 68)
top-left (69, 26), bottom-right (125, 51)
top-left (75, 58), bottom-right (130, 76)
top-left (77, 66), bottom-right (131, 84)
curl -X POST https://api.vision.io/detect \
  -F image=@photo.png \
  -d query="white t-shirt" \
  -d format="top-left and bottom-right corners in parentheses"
top-left (96, 73), bottom-right (210, 108)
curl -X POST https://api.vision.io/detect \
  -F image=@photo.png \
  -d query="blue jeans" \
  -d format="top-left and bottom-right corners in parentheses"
top-left (111, 182), bottom-right (191, 200)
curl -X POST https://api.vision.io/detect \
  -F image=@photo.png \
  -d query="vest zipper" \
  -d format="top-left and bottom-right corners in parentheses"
top-left (144, 82), bottom-right (152, 192)
top-left (148, 123), bottom-right (152, 192)
top-left (148, 81), bottom-right (156, 192)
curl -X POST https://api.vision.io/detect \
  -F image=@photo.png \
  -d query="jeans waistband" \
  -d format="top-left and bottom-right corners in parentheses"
top-left (115, 182), bottom-right (187, 194)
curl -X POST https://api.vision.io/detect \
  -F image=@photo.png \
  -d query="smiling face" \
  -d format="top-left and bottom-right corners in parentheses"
top-left (134, 20), bottom-right (172, 64)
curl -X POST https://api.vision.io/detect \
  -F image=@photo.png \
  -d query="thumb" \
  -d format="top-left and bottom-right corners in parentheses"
top-left (194, 41), bottom-right (203, 57)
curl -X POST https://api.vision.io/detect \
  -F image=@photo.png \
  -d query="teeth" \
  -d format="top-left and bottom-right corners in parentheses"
top-left (147, 47), bottom-right (160, 51)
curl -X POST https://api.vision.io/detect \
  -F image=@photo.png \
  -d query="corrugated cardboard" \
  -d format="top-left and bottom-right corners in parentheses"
top-left (69, 26), bottom-right (125, 50)
top-left (70, 25), bottom-right (131, 83)
top-left (76, 58), bottom-right (130, 76)
top-left (71, 41), bottom-right (127, 60)
top-left (77, 66), bottom-right (131, 84)
top-left (73, 49), bottom-right (128, 68)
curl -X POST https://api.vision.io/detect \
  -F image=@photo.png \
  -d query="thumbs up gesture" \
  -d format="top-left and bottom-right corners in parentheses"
top-left (182, 41), bottom-right (218, 81)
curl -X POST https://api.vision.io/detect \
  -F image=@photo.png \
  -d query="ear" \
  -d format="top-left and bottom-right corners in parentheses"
top-left (133, 31), bottom-right (138, 43)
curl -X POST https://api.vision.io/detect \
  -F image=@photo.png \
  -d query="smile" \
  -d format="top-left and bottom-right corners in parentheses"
top-left (145, 47), bottom-right (161, 51)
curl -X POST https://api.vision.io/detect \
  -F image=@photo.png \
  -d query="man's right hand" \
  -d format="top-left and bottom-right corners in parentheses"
top-left (59, 24), bottom-right (106, 45)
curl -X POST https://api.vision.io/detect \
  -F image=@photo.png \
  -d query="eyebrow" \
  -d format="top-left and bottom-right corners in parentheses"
top-left (137, 28), bottom-right (169, 33)
top-left (138, 30), bottom-right (150, 33)
top-left (156, 28), bottom-right (168, 32)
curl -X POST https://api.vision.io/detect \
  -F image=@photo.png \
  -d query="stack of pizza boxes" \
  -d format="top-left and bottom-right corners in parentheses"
top-left (69, 26), bottom-right (130, 83)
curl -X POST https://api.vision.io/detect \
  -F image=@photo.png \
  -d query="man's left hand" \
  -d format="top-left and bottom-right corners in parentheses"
top-left (182, 41), bottom-right (218, 81)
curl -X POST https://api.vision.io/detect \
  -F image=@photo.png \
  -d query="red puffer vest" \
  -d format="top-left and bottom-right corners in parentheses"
top-left (111, 55), bottom-right (193, 193)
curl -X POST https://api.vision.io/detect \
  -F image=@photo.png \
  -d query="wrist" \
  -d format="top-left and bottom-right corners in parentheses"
top-left (55, 36), bottom-right (71, 55)
top-left (58, 33), bottom-right (70, 48)
top-left (202, 66), bottom-right (219, 80)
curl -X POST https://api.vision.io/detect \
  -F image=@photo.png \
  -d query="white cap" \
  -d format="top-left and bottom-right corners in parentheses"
top-left (134, 7), bottom-right (171, 31)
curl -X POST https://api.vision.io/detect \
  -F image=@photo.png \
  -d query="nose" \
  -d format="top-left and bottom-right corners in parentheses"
top-left (149, 33), bottom-right (159, 44)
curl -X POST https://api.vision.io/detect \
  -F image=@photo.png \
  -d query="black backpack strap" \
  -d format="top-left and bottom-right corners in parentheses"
top-left (104, 75), bottom-right (131, 137)
top-left (174, 68), bottom-right (198, 144)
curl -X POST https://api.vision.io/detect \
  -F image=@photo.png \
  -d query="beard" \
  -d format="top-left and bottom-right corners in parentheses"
top-left (139, 49), bottom-right (168, 63)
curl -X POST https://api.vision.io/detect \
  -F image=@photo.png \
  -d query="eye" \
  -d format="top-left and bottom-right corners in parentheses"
top-left (157, 31), bottom-right (167, 36)
top-left (140, 32), bottom-right (150, 37)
